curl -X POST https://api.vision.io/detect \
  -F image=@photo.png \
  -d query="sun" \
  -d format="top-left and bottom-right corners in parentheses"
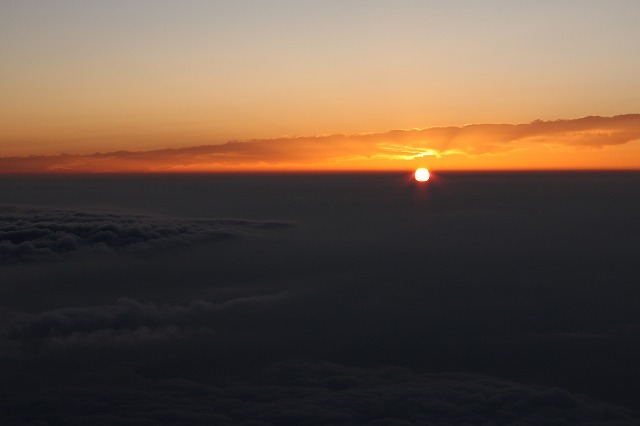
top-left (414, 168), bottom-right (430, 182)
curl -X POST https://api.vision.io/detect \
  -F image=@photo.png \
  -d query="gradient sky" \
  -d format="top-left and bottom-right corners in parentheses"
top-left (1, 0), bottom-right (639, 170)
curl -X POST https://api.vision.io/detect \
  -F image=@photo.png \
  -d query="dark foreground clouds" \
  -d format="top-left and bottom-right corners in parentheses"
top-left (1, 359), bottom-right (636, 426)
top-left (1, 173), bottom-right (640, 424)
top-left (1, 286), bottom-right (640, 425)
top-left (0, 205), bottom-right (291, 262)
top-left (1, 295), bottom-right (288, 349)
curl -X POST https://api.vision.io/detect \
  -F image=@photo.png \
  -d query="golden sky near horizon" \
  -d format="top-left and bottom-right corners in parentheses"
top-left (1, 1), bottom-right (640, 171)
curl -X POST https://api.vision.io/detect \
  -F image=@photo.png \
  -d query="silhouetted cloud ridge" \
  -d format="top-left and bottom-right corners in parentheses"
top-left (0, 206), bottom-right (291, 262)
top-left (0, 114), bottom-right (638, 172)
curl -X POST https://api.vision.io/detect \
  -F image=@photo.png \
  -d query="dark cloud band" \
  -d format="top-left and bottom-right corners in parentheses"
top-left (0, 206), bottom-right (291, 262)
top-left (0, 359), bottom-right (636, 425)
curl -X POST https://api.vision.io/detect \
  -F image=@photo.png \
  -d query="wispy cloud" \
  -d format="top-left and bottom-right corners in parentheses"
top-left (1, 114), bottom-right (638, 172)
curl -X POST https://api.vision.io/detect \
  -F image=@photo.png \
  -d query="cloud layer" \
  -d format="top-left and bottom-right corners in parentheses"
top-left (1, 114), bottom-right (639, 172)
top-left (1, 294), bottom-right (637, 424)
top-left (1, 173), bottom-right (640, 424)
top-left (0, 206), bottom-right (291, 262)
top-left (1, 295), bottom-right (288, 347)
top-left (1, 358), bottom-right (635, 425)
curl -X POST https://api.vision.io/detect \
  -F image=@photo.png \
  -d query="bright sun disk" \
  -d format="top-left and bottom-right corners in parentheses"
top-left (414, 168), bottom-right (430, 182)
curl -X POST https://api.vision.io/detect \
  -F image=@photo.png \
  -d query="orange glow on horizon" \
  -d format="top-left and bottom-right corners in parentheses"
top-left (2, 3), bottom-right (640, 173)
top-left (0, 115), bottom-right (639, 173)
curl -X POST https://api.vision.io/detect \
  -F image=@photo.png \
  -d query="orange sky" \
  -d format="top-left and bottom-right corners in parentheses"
top-left (1, 2), bottom-right (640, 172)
top-left (1, 115), bottom-right (639, 173)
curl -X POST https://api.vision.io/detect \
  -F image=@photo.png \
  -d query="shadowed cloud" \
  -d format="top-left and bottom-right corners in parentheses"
top-left (1, 295), bottom-right (289, 348)
top-left (0, 358), bottom-right (636, 425)
top-left (1, 114), bottom-right (639, 172)
top-left (1, 173), bottom-right (640, 424)
top-left (0, 205), bottom-right (291, 262)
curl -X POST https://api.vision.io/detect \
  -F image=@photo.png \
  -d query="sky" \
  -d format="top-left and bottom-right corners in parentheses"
top-left (1, 0), bottom-right (640, 170)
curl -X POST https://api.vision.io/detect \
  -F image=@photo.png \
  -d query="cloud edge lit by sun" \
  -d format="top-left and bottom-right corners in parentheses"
top-left (0, 114), bottom-right (639, 173)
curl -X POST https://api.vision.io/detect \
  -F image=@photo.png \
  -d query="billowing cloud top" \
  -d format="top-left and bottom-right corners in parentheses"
top-left (0, 206), bottom-right (291, 262)
top-left (1, 114), bottom-right (639, 172)
top-left (2, 295), bottom-right (638, 424)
